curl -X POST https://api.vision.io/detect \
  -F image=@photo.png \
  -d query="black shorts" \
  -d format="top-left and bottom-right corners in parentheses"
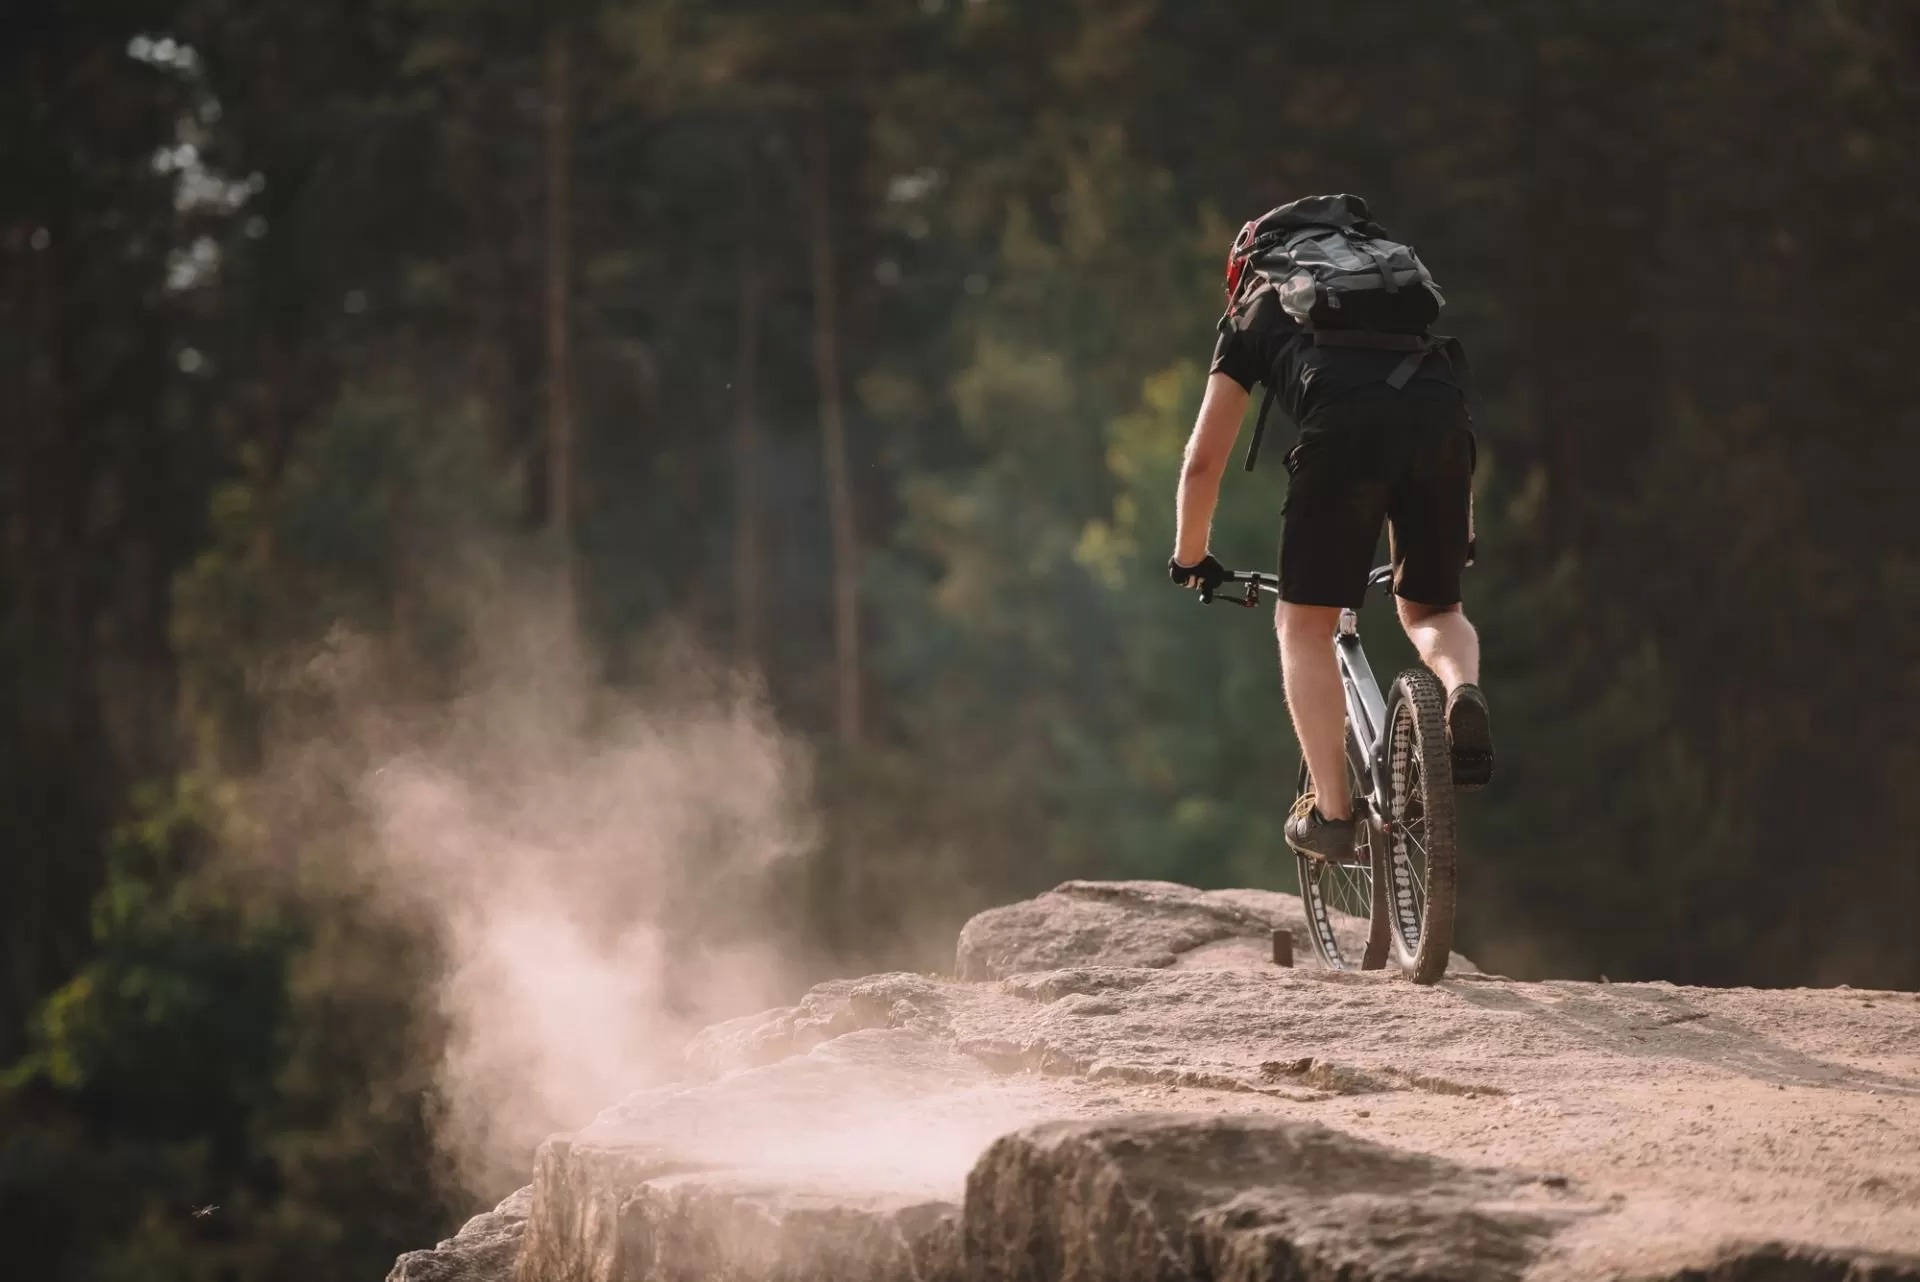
top-left (1278, 397), bottom-right (1475, 609)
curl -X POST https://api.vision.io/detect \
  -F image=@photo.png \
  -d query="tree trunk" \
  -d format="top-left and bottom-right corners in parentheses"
top-left (808, 105), bottom-right (861, 743)
top-left (733, 139), bottom-right (765, 673)
top-left (544, 27), bottom-right (575, 597)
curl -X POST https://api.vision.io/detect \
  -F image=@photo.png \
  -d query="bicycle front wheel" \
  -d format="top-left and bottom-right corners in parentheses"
top-left (1293, 760), bottom-right (1390, 972)
top-left (1381, 669), bottom-right (1459, 983)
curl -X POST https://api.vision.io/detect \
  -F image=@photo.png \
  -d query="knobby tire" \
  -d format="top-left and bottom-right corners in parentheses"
top-left (1382, 669), bottom-right (1458, 983)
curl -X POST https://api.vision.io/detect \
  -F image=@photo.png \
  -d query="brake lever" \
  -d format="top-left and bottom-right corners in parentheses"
top-left (1199, 582), bottom-right (1261, 608)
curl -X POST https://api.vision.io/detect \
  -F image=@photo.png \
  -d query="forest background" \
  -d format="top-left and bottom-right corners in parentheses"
top-left (5, 1), bottom-right (1919, 1278)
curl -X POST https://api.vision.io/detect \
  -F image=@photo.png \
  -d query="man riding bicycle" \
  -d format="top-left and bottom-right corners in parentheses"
top-left (1167, 195), bottom-right (1494, 864)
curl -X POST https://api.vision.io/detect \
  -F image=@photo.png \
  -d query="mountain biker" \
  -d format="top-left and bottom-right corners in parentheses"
top-left (1167, 195), bottom-right (1493, 863)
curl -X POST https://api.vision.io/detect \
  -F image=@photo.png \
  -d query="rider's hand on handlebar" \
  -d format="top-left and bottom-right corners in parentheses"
top-left (1168, 553), bottom-right (1228, 594)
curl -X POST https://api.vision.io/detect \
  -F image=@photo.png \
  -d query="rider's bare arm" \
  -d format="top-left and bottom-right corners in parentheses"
top-left (1173, 373), bottom-right (1250, 565)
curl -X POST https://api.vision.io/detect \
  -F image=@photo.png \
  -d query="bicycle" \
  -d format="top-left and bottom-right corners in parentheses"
top-left (1202, 565), bottom-right (1458, 983)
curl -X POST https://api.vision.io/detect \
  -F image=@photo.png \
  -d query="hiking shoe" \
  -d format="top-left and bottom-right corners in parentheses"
top-left (1286, 793), bottom-right (1359, 864)
top-left (1446, 683), bottom-right (1495, 790)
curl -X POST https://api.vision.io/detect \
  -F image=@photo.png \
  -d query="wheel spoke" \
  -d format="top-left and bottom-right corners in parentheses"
top-left (1295, 750), bottom-right (1389, 972)
top-left (1397, 827), bottom-right (1428, 900)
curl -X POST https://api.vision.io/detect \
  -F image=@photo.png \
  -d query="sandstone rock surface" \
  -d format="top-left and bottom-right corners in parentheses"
top-left (952, 879), bottom-right (1477, 980)
top-left (962, 1114), bottom-right (1564, 1282)
top-left (384, 881), bottom-right (1920, 1282)
top-left (386, 1185), bottom-right (531, 1282)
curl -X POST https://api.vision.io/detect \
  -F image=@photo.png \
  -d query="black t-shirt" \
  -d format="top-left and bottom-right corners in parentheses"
top-left (1209, 284), bottom-right (1466, 426)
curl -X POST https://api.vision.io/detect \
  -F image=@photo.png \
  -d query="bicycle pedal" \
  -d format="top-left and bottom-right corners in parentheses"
top-left (1304, 847), bottom-right (1371, 868)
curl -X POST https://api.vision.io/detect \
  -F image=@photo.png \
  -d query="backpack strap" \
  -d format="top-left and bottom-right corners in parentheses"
top-left (1347, 231), bottom-right (1403, 294)
top-left (1310, 330), bottom-right (1427, 350)
top-left (1243, 328), bottom-right (1425, 472)
top-left (1385, 340), bottom-right (1439, 390)
top-left (1439, 335), bottom-right (1471, 402)
top-left (1243, 379), bottom-right (1279, 473)
top-left (1240, 328), bottom-right (1463, 474)
top-left (1310, 329), bottom-right (1446, 390)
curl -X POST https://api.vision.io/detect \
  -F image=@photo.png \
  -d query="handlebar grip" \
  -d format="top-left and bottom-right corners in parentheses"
top-left (1192, 569), bottom-right (1280, 608)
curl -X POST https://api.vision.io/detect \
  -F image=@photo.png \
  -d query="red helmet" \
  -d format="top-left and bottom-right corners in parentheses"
top-left (1223, 219), bottom-right (1259, 299)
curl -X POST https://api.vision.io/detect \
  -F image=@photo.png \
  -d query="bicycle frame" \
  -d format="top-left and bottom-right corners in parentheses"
top-left (1336, 623), bottom-right (1390, 815)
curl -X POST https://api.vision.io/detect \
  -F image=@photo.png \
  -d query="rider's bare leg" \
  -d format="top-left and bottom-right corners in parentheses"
top-left (1397, 599), bottom-right (1480, 692)
top-left (1278, 602), bottom-right (1351, 822)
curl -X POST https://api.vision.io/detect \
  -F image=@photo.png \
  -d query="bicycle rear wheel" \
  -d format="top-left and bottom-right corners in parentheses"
top-left (1293, 759), bottom-right (1390, 972)
top-left (1380, 669), bottom-right (1459, 983)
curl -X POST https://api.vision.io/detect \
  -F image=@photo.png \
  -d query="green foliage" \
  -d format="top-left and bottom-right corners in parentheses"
top-left (1081, 364), bottom-right (1307, 889)
top-left (3, 771), bottom-right (451, 1281)
top-left (3, 779), bottom-right (290, 1281)
top-left (173, 378), bottom-right (518, 766)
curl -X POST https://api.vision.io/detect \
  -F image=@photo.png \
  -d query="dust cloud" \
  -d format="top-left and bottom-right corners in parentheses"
top-left (257, 587), bottom-right (816, 1194)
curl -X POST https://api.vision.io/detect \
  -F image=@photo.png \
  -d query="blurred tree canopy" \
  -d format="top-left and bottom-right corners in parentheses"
top-left (4, 0), bottom-right (1918, 1275)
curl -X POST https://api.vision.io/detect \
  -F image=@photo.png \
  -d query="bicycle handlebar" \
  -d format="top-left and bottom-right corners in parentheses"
top-left (1199, 564), bottom-right (1393, 608)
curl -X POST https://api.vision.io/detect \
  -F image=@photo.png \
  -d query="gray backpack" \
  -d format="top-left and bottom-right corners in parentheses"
top-left (1224, 194), bottom-right (1453, 470)
top-left (1226, 193), bottom-right (1445, 334)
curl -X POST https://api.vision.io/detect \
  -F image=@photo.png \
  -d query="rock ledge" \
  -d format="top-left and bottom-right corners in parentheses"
top-left (384, 881), bottom-right (1920, 1282)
